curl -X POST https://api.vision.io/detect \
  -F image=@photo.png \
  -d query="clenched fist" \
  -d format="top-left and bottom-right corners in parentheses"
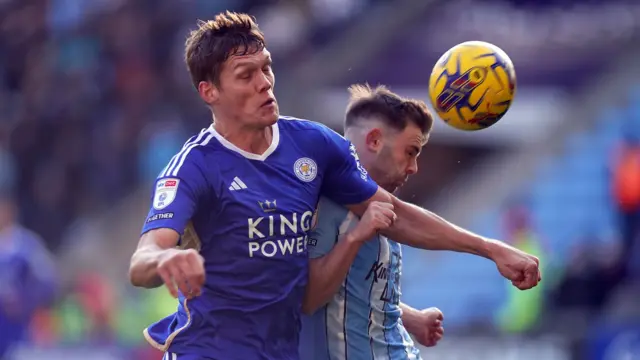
top-left (491, 240), bottom-right (541, 290)
top-left (351, 201), bottom-right (397, 241)
top-left (411, 307), bottom-right (444, 347)
top-left (157, 248), bottom-right (206, 299)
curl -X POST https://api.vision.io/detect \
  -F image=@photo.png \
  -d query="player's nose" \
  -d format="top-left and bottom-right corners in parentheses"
top-left (406, 160), bottom-right (418, 175)
top-left (256, 71), bottom-right (273, 92)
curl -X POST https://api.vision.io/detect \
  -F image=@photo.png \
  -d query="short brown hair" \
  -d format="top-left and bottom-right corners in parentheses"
top-left (345, 84), bottom-right (433, 135)
top-left (184, 11), bottom-right (266, 88)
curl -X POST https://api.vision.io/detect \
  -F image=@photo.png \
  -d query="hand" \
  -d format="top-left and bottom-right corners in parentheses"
top-left (410, 307), bottom-right (444, 347)
top-left (351, 201), bottom-right (396, 241)
top-left (491, 240), bottom-right (541, 290)
top-left (156, 248), bottom-right (205, 299)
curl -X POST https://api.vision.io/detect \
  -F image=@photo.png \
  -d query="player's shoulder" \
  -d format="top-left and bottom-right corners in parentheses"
top-left (158, 126), bottom-right (218, 179)
top-left (176, 125), bottom-right (217, 153)
top-left (278, 115), bottom-right (338, 137)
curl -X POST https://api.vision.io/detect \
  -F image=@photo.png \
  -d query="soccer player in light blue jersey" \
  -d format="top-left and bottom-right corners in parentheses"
top-left (300, 85), bottom-right (444, 360)
top-left (128, 11), bottom-right (541, 360)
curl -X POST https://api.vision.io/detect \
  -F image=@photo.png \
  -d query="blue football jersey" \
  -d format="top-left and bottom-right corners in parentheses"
top-left (140, 117), bottom-right (378, 360)
top-left (299, 197), bottom-right (421, 360)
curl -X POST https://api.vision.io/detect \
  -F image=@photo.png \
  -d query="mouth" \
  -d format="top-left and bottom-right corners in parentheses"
top-left (261, 98), bottom-right (276, 108)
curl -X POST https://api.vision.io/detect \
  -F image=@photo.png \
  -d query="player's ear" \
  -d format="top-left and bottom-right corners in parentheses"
top-left (198, 81), bottom-right (219, 105)
top-left (365, 128), bottom-right (383, 153)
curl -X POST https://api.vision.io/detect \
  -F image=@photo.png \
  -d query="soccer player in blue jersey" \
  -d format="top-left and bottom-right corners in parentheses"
top-left (300, 85), bottom-right (444, 360)
top-left (128, 11), bottom-right (541, 360)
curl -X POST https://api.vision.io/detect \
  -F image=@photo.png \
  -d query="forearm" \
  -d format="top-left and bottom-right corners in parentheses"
top-left (400, 303), bottom-right (422, 335)
top-left (384, 198), bottom-right (494, 258)
top-left (130, 229), bottom-right (182, 289)
top-left (303, 233), bottom-right (364, 314)
top-left (129, 245), bottom-right (166, 288)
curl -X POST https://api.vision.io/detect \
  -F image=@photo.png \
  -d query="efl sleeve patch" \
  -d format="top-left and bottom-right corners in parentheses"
top-left (153, 178), bottom-right (180, 210)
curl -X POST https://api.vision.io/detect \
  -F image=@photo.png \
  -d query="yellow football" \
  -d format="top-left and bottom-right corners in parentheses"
top-left (429, 41), bottom-right (516, 131)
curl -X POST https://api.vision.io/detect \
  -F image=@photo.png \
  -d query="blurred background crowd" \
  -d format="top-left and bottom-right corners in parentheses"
top-left (1, 0), bottom-right (640, 359)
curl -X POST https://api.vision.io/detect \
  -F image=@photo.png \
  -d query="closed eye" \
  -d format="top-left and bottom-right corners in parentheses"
top-left (407, 146), bottom-right (421, 157)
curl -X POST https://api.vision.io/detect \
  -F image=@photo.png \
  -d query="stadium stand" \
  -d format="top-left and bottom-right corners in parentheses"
top-left (2, 0), bottom-right (640, 358)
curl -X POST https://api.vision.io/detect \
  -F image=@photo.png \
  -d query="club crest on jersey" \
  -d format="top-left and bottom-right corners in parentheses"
top-left (294, 157), bottom-right (317, 182)
top-left (153, 178), bottom-right (180, 210)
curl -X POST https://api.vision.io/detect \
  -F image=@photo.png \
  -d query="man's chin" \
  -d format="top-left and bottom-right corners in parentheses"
top-left (264, 109), bottom-right (279, 125)
top-left (252, 113), bottom-right (278, 128)
top-left (388, 181), bottom-right (407, 194)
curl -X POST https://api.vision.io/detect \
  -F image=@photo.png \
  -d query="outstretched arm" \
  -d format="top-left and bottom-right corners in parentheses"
top-left (347, 189), bottom-right (491, 255)
top-left (347, 188), bottom-right (541, 290)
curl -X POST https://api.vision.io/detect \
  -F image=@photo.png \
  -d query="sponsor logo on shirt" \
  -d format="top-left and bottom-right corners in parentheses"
top-left (247, 207), bottom-right (315, 258)
top-left (153, 178), bottom-right (180, 210)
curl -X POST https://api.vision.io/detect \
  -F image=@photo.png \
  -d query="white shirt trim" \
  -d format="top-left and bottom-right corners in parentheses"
top-left (209, 121), bottom-right (280, 161)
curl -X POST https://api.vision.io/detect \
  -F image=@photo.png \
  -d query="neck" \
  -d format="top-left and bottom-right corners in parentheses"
top-left (212, 115), bottom-right (273, 154)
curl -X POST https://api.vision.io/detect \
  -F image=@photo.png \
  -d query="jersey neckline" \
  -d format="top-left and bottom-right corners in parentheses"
top-left (209, 121), bottom-right (280, 161)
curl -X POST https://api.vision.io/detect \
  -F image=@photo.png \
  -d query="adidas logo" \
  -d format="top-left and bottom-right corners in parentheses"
top-left (229, 177), bottom-right (247, 191)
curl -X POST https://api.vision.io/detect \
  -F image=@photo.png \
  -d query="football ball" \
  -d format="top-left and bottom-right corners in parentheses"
top-left (428, 41), bottom-right (516, 131)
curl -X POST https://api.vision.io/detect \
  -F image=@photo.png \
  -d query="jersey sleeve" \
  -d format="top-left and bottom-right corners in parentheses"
top-left (141, 151), bottom-right (209, 237)
top-left (307, 197), bottom-right (345, 259)
top-left (319, 127), bottom-right (379, 205)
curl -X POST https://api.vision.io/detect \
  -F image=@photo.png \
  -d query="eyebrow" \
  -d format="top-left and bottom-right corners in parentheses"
top-left (233, 61), bottom-right (252, 70)
top-left (233, 56), bottom-right (272, 70)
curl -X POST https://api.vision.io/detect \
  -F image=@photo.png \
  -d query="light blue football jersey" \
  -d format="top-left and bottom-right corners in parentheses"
top-left (300, 197), bottom-right (421, 360)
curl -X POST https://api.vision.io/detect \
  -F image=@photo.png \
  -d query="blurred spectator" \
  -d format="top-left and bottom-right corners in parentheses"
top-left (0, 193), bottom-right (58, 357)
top-left (551, 239), bottom-right (625, 312)
top-left (258, 1), bottom-right (309, 55)
top-left (0, 133), bottom-right (16, 193)
top-left (610, 133), bottom-right (640, 277)
top-left (551, 242), bottom-right (596, 310)
top-left (495, 201), bottom-right (547, 333)
top-left (138, 117), bottom-right (187, 183)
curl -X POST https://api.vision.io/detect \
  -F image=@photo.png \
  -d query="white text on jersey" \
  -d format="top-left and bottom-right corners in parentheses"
top-left (247, 211), bottom-right (314, 257)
